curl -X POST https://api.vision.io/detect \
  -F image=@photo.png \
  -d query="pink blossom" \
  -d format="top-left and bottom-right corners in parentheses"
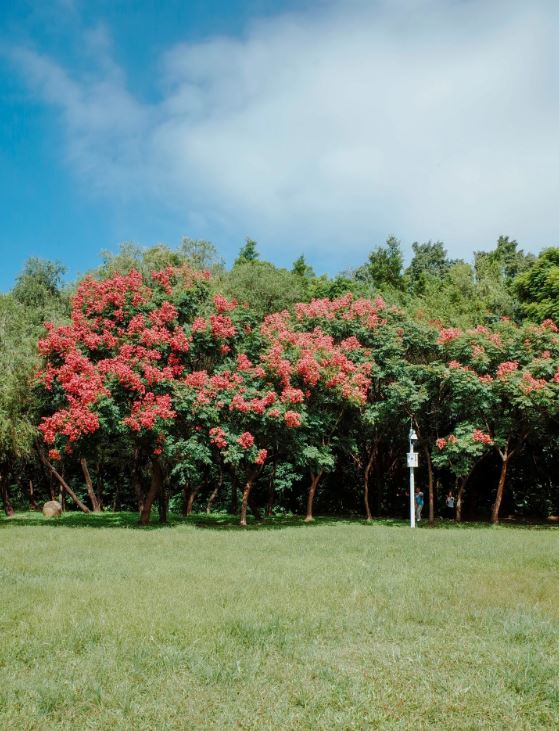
top-left (237, 432), bottom-right (255, 449)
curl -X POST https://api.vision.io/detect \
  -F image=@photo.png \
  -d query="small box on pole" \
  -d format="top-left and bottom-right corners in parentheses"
top-left (406, 452), bottom-right (418, 468)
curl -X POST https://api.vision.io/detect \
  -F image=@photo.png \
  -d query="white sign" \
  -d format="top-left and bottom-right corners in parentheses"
top-left (407, 452), bottom-right (418, 468)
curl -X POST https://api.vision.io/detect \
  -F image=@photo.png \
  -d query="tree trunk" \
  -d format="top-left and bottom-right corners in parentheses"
top-left (455, 476), bottom-right (466, 522)
top-left (112, 480), bottom-right (121, 512)
top-left (158, 482), bottom-right (168, 524)
top-left (0, 474), bottom-right (15, 517)
top-left (206, 469), bottom-right (224, 514)
top-left (423, 444), bottom-right (435, 526)
top-left (186, 486), bottom-right (200, 516)
top-left (95, 461), bottom-right (104, 510)
top-left (28, 479), bottom-right (38, 511)
top-left (80, 457), bottom-right (102, 512)
top-left (132, 449), bottom-right (144, 514)
top-left (230, 476), bottom-right (238, 515)
top-left (265, 459), bottom-right (277, 517)
top-left (305, 471), bottom-right (323, 522)
top-left (38, 450), bottom-right (90, 513)
top-left (240, 468), bottom-right (261, 527)
top-left (491, 455), bottom-right (509, 525)
top-left (363, 446), bottom-right (376, 521)
top-left (139, 458), bottom-right (163, 526)
top-left (185, 485), bottom-right (191, 518)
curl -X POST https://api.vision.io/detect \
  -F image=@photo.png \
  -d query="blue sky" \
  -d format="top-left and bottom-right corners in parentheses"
top-left (1, 0), bottom-right (558, 290)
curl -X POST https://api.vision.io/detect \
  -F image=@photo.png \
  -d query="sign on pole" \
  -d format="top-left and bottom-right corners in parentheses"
top-left (406, 452), bottom-right (418, 468)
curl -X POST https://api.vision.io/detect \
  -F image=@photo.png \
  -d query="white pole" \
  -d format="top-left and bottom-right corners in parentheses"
top-left (409, 458), bottom-right (416, 528)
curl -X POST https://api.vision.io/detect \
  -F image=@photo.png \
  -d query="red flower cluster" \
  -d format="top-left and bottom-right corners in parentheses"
top-left (472, 429), bottom-right (492, 444)
top-left (237, 432), bottom-right (255, 449)
top-left (209, 427), bottom-right (228, 449)
top-left (496, 361), bottom-right (519, 379)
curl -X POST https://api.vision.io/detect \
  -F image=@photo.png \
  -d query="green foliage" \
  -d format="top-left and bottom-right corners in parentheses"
top-left (291, 255), bottom-right (315, 278)
top-left (0, 295), bottom-right (39, 466)
top-left (234, 238), bottom-right (260, 266)
top-left (406, 240), bottom-right (452, 295)
top-left (353, 236), bottom-right (404, 291)
top-left (514, 247), bottom-right (559, 322)
top-left (219, 261), bottom-right (307, 318)
top-left (179, 237), bottom-right (225, 272)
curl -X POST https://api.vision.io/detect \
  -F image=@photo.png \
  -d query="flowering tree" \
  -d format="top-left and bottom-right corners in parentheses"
top-left (258, 305), bottom-right (372, 521)
top-left (437, 319), bottom-right (559, 522)
top-left (283, 294), bottom-right (435, 520)
top-left (173, 352), bottom-right (308, 525)
top-left (36, 266), bottom-right (245, 524)
top-left (431, 424), bottom-right (494, 520)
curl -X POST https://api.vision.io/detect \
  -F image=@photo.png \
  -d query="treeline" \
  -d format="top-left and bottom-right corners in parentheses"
top-left (1, 235), bottom-right (559, 525)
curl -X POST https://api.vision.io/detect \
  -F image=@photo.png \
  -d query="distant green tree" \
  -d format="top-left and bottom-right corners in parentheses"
top-left (12, 258), bottom-right (66, 313)
top-left (354, 236), bottom-right (404, 291)
top-left (220, 262), bottom-right (306, 319)
top-left (291, 255), bottom-right (315, 279)
top-left (475, 235), bottom-right (533, 285)
top-left (406, 241), bottom-right (452, 294)
top-left (179, 237), bottom-right (224, 272)
top-left (0, 295), bottom-right (39, 515)
top-left (97, 243), bottom-right (183, 277)
top-left (513, 247), bottom-right (559, 322)
top-left (234, 238), bottom-right (260, 266)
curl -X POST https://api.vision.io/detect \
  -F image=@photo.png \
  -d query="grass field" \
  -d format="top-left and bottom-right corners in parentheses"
top-left (1, 513), bottom-right (558, 730)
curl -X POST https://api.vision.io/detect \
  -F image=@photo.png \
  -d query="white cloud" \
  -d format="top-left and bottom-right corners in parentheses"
top-left (9, 0), bottom-right (559, 267)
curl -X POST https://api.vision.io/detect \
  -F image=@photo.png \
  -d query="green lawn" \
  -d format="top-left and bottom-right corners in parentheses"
top-left (1, 513), bottom-right (558, 730)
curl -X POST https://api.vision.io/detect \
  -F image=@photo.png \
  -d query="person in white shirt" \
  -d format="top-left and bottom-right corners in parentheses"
top-left (445, 491), bottom-right (456, 519)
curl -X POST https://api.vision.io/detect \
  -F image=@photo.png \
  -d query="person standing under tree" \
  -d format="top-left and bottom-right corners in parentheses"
top-left (415, 488), bottom-right (424, 522)
top-left (445, 491), bottom-right (456, 519)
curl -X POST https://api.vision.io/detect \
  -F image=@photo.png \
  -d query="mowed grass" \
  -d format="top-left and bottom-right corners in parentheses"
top-left (1, 514), bottom-right (558, 730)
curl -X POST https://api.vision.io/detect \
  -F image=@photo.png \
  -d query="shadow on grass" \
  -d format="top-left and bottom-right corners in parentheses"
top-left (0, 511), bottom-right (373, 531)
top-left (1, 511), bottom-right (557, 531)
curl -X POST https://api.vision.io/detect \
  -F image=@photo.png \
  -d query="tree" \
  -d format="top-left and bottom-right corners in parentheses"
top-left (354, 236), bottom-right (404, 291)
top-left (291, 255), bottom-right (315, 279)
top-left (179, 237), bottom-right (224, 272)
top-left (234, 238), bottom-right (260, 266)
top-left (514, 247), bottom-right (559, 322)
top-left (35, 266), bottom-right (244, 524)
top-left (220, 261), bottom-right (307, 320)
top-left (0, 295), bottom-right (39, 515)
top-left (436, 319), bottom-right (559, 522)
top-left (406, 241), bottom-right (451, 295)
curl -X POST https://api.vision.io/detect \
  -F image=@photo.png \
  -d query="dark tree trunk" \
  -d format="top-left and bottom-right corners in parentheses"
top-left (139, 458), bottom-right (163, 526)
top-left (28, 479), bottom-right (38, 511)
top-left (492, 454), bottom-right (509, 525)
top-left (38, 450), bottom-right (90, 513)
top-left (363, 446), bottom-right (376, 522)
top-left (240, 468), bottom-right (261, 527)
top-left (206, 469), bottom-right (224, 514)
top-left (423, 444), bottom-right (435, 526)
top-left (95, 461), bottom-right (104, 510)
top-left (230, 476), bottom-right (239, 515)
top-left (265, 459), bottom-right (277, 517)
top-left (305, 471), bottom-right (323, 522)
top-left (132, 449), bottom-right (144, 514)
top-left (455, 476), bottom-right (466, 522)
top-left (158, 482), bottom-right (168, 524)
top-left (185, 485), bottom-right (191, 518)
top-left (186, 486), bottom-right (200, 516)
top-left (0, 474), bottom-right (15, 517)
top-left (80, 457), bottom-right (102, 512)
top-left (112, 484), bottom-right (121, 512)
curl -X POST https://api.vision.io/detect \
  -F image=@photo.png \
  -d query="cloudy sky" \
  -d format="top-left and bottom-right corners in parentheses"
top-left (1, 0), bottom-right (558, 288)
